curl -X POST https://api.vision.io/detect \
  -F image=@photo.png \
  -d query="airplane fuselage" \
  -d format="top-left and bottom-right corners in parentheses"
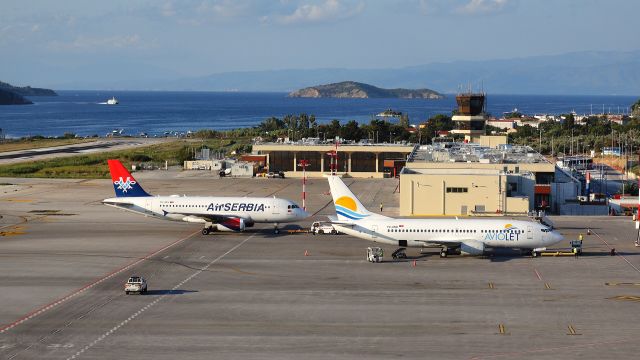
top-left (334, 218), bottom-right (563, 249)
top-left (103, 195), bottom-right (306, 224)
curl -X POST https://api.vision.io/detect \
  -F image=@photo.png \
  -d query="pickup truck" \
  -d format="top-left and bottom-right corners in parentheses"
top-left (125, 276), bottom-right (148, 294)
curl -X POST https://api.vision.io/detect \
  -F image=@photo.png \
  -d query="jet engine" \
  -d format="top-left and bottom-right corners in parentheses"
top-left (460, 240), bottom-right (485, 256)
top-left (215, 218), bottom-right (246, 232)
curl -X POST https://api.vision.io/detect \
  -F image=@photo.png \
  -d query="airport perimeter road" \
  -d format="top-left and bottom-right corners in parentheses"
top-left (2, 173), bottom-right (640, 359)
top-left (0, 138), bottom-right (167, 165)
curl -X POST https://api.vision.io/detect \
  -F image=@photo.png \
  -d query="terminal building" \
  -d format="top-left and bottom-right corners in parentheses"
top-left (252, 140), bottom-right (413, 178)
top-left (399, 92), bottom-right (583, 216)
top-left (399, 142), bottom-right (581, 216)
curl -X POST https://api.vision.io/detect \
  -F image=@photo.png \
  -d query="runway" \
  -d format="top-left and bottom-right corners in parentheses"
top-left (0, 139), bottom-right (166, 165)
top-left (1, 172), bottom-right (640, 359)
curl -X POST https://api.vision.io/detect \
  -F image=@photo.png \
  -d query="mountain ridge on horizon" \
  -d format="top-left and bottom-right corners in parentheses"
top-left (37, 49), bottom-right (640, 96)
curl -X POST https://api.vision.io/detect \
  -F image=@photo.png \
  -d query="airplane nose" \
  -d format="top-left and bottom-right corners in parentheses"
top-left (299, 209), bottom-right (310, 219)
top-left (552, 231), bottom-right (564, 244)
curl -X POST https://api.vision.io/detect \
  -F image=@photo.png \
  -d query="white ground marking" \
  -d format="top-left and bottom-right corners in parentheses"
top-left (66, 234), bottom-right (255, 360)
top-left (0, 230), bottom-right (200, 334)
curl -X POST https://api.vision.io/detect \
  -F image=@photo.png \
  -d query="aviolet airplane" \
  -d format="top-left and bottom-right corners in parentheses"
top-left (327, 175), bottom-right (564, 257)
top-left (103, 160), bottom-right (308, 234)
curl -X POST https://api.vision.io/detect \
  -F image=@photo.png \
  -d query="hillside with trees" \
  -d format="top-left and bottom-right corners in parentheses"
top-left (0, 89), bottom-right (32, 105)
top-left (0, 81), bottom-right (57, 96)
top-left (288, 81), bottom-right (443, 99)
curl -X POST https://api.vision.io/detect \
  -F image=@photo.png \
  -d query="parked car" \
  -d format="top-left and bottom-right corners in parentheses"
top-left (125, 276), bottom-right (148, 294)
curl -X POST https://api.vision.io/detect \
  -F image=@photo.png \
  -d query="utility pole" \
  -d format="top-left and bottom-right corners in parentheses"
top-left (297, 159), bottom-right (309, 211)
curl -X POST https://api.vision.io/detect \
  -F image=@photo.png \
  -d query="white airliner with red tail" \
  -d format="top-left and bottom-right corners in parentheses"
top-left (102, 160), bottom-right (308, 234)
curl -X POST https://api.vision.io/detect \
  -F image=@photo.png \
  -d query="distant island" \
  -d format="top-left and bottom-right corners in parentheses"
top-left (0, 81), bottom-right (57, 97)
top-left (288, 81), bottom-right (443, 99)
top-left (0, 89), bottom-right (33, 105)
top-left (0, 81), bottom-right (57, 105)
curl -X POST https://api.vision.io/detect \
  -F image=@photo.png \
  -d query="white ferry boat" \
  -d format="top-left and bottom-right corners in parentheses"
top-left (106, 97), bottom-right (119, 105)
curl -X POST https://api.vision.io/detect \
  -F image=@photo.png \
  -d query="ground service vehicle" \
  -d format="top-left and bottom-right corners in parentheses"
top-left (367, 247), bottom-right (383, 262)
top-left (125, 276), bottom-right (148, 294)
top-left (311, 221), bottom-right (338, 235)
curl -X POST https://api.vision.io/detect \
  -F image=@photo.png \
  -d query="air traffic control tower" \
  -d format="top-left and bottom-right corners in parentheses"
top-left (451, 92), bottom-right (486, 143)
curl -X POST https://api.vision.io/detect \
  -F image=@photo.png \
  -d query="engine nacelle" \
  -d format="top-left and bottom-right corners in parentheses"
top-left (181, 215), bottom-right (206, 223)
top-left (215, 218), bottom-right (246, 232)
top-left (460, 240), bottom-right (485, 256)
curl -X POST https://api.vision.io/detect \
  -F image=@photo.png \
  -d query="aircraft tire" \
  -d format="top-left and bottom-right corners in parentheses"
top-left (202, 228), bottom-right (209, 235)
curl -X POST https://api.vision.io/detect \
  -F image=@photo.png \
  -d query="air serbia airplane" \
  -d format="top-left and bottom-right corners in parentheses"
top-left (103, 160), bottom-right (308, 234)
top-left (327, 176), bottom-right (564, 258)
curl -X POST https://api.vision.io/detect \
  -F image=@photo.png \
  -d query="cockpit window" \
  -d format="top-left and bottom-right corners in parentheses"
top-left (540, 228), bottom-right (551, 232)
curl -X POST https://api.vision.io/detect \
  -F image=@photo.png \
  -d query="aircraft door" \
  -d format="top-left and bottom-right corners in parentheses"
top-left (145, 199), bottom-right (154, 215)
top-left (527, 226), bottom-right (533, 240)
top-left (271, 200), bottom-right (280, 216)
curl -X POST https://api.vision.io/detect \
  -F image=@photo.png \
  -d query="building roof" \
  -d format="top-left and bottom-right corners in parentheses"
top-left (253, 139), bottom-right (414, 153)
top-left (407, 142), bottom-right (549, 165)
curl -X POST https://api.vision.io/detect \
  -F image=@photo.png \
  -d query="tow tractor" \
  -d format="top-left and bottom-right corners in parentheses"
top-left (367, 247), bottom-right (383, 263)
top-left (310, 221), bottom-right (338, 235)
top-left (570, 239), bottom-right (583, 255)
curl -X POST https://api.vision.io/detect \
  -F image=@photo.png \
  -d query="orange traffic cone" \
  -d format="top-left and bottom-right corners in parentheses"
top-left (304, 250), bottom-right (309, 256)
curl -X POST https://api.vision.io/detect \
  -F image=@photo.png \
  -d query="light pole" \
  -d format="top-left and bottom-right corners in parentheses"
top-left (539, 128), bottom-right (542, 154)
top-left (297, 159), bottom-right (310, 211)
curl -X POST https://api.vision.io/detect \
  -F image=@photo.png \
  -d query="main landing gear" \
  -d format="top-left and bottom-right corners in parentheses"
top-left (392, 248), bottom-right (407, 260)
top-left (440, 247), bottom-right (449, 258)
top-left (202, 222), bottom-right (215, 235)
top-left (202, 224), bottom-right (214, 235)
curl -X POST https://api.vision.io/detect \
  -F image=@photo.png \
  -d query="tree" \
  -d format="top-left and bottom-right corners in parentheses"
top-left (258, 117), bottom-right (285, 132)
top-left (399, 114), bottom-right (409, 128)
top-left (562, 113), bottom-right (575, 130)
top-left (420, 114), bottom-right (453, 144)
top-left (318, 119), bottom-right (341, 141)
top-left (631, 98), bottom-right (640, 117)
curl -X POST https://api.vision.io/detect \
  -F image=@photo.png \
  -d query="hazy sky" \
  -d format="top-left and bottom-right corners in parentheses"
top-left (2, 0), bottom-right (638, 87)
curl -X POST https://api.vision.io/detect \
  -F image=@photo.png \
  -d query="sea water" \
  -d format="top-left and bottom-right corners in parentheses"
top-left (0, 91), bottom-right (636, 138)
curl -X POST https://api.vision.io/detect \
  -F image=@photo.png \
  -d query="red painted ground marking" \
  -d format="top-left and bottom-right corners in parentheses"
top-left (0, 229), bottom-right (200, 334)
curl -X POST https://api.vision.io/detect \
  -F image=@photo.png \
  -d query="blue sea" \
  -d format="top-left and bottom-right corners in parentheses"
top-left (0, 91), bottom-right (637, 138)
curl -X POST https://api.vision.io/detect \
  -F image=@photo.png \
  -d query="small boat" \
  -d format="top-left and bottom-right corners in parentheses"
top-left (376, 109), bottom-right (402, 117)
top-left (106, 97), bottom-right (119, 105)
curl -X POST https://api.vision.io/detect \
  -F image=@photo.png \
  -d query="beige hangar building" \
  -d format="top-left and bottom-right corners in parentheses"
top-left (398, 141), bottom-right (581, 216)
